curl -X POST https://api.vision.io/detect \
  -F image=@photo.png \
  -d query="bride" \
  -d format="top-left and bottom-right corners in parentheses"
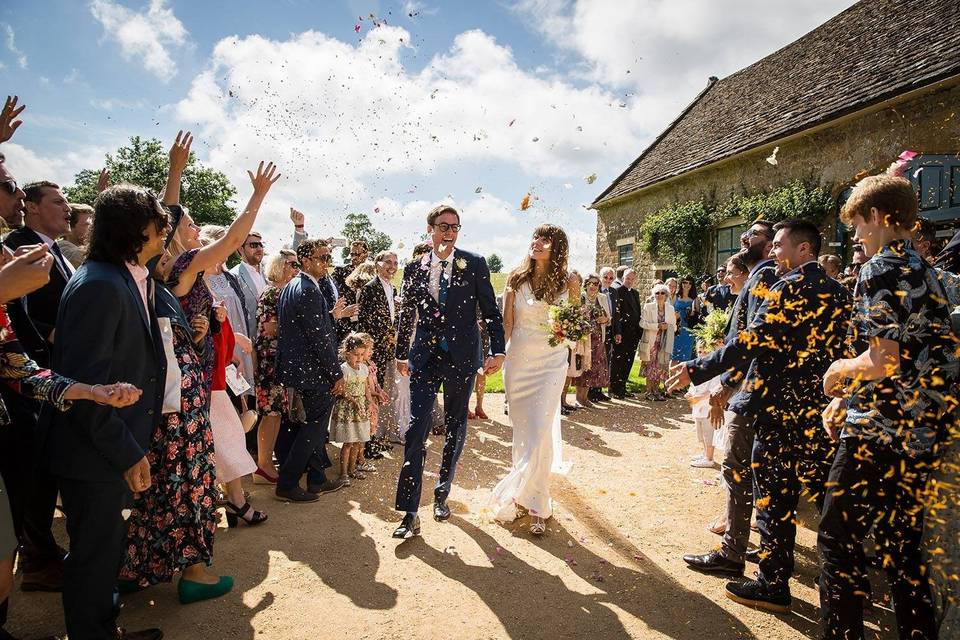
top-left (489, 224), bottom-right (578, 535)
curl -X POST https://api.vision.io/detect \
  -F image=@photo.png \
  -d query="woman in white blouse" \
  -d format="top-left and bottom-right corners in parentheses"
top-left (637, 283), bottom-right (676, 401)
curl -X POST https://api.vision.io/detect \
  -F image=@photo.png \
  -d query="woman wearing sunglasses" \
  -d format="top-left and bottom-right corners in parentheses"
top-left (638, 283), bottom-right (677, 401)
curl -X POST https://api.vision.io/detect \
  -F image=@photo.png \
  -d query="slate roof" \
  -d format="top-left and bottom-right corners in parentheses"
top-left (593, 0), bottom-right (960, 207)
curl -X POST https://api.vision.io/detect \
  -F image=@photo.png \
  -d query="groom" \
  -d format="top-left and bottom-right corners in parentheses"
top-left (392, 205), bottom-right (505, 538)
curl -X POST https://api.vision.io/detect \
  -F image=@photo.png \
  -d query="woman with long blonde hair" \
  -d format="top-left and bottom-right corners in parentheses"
top-left (489, 224), bottom-right (577, 536)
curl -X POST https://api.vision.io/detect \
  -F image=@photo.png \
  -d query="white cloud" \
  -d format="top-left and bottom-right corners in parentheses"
top-left (1, 142), bottom-right (112, 187)
top-left (88, 0), bottom-right (188, 82)
top-left (3, 24), bottom-right (28, 69)
top-left (512, 0), bottom-right (858, 133)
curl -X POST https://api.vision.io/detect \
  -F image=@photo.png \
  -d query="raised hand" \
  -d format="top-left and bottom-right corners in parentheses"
top-left (168, 130), bottom-right (193, 175)
top-left (96, 168), bottom-right (110, 193)
top-left (290, 207), bottom-right (305, 228)
top-left (247, 161), bottom-right (281, 202)
top-left (0, 96), bottom-right (25, 144)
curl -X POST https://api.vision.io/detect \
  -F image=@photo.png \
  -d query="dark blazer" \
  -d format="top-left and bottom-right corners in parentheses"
top-left (601, 286), bottom-right (620, 341)
top-left (277, 273), bottom-right (342, 389)
top-left (395, 249), bottom-right (505, 372)
top-left (688, 262), bottom-right (851, 422)
top-left (614, 286), bottom-right (641, 339)
top-left (40, 261), bottom-right (166, 481)
top-left (4, 227), bottom-right (71, 364)
top-left (723, 259), bottom-right (779, 343)
top-left (358, 276), bottom-right (397, 380)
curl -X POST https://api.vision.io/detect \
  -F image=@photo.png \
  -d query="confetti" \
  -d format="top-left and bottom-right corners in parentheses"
top-left (766, 146), bottom-right (780, 165)
top-left (508, 118), bottom-right (516, 127)
top-left (475, 186), bottom-right (482, 193)
top-left (519, 193), bottom-right (531, 210)
top-left (585, 173), bottom-right (597, 184)
top-left (354, 23), bottom-right (362, 33)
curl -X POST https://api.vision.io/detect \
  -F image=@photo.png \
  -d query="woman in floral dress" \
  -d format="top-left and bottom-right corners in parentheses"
top-left (253, 249), bottom-right (299, 483)
top-left (119, 279), bottom-right (230, 604)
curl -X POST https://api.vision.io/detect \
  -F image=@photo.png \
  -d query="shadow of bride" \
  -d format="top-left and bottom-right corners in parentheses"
top-left (397, 515), bottom-right (757, 640)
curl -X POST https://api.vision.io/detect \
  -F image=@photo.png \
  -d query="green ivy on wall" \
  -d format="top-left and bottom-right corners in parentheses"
top-left (639, 180), bottom-right (834, 275)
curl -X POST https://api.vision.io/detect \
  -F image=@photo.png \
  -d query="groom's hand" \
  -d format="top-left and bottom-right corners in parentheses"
top-left (396, 361), bottom-right (409, 377)
top-left (482, 354), bottom-right (505, 376)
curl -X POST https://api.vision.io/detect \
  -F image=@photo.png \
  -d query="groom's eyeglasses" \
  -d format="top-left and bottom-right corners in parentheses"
top-left (434, 223), bottom-right (462, 232)
top-left (0, 179), bottom-right (19, 196)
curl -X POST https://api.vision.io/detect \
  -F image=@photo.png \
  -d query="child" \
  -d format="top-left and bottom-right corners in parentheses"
top-left (329, 333), bottom-right (375, 485)
top-left (684, 339), bottom-right (729, 468)
top-left (356, 334), bottom-right (389, 473)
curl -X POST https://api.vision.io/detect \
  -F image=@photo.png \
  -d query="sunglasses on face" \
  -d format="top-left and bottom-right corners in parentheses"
top-left (655, 292), bottom-right (667, 296)
top-left (434, 223), bottom-right (462, 233)
top-left (0, 179), bottom-right (19, 196)
top-left (246, 242), bottom-right (264, 249)
top-left (284, 261), bottom-right (299, 268)
top-left (314, 253), bottom-right (332, 263)
top-left (350, 251), bottom-right (365, 257)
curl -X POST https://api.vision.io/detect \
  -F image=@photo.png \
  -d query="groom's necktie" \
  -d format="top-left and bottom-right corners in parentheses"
top-left (438, 260), bottom-right (449, 351)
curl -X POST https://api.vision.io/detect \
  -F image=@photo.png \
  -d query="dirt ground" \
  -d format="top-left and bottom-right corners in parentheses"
top-left (9, 394), bottom-right (900, 640)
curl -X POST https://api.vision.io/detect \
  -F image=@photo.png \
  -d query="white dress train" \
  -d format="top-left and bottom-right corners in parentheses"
top-left (489, 283), bottom-right (571, 522)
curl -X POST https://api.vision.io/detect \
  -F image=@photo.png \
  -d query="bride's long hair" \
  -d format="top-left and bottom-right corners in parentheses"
top-left (507, 224), bottom-right (569, 302)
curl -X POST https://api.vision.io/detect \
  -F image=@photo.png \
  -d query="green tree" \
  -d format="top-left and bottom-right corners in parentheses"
top-left (487, 253), bottom-right (503, 273)
top-left (340, 212), bottom-right (392, 260)
top-left (63, 136), bottom-right (237, 226)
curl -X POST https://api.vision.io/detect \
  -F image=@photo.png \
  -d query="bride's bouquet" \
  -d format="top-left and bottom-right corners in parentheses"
top-left (546, 301), bottom-right (593, 348)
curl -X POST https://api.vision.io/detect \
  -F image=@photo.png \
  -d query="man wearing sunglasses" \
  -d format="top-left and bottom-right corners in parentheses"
top-left (229, 232), bottom-right (266, 343)
top-left (0, 155), bottom-right (26, 231)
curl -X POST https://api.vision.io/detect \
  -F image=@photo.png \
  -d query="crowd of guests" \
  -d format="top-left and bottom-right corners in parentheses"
top-left (1, 87), bottom-right (959, 640)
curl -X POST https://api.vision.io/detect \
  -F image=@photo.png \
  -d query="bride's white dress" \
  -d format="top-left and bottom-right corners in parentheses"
top-left (489, 283), bottom-right (571, 522)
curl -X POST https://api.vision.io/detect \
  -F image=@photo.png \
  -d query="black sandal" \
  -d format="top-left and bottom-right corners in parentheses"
top-left (225, 501), bottom-right (268, 528)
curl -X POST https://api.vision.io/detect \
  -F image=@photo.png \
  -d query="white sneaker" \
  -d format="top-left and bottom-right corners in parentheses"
top-left (357, 461), bottom-right (377, 472)
top-left (690, 457), bottom-right (716, 468)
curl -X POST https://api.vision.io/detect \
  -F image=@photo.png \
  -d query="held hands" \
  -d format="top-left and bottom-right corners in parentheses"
top-left (168, 130), bottom-right (193, 176)
top-left (396, 361), bottom-right (410, 377)
top-left (821, 397), bottom-right (847, 441)
top-left (123, 456), bottom-right (152, 494)
top-left (482, 354), bottom-right (505, 376)
top-left (659, 322), bottom-right (668, 331)
top-left (665, 362), bottom-right (691, 393)
top-left (0, 96), bottom-right (25, 144)
top-left (91, 382), bottom-right (142, 408)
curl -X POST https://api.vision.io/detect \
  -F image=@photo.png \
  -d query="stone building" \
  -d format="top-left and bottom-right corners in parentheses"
top-left (591, 0), bottom-right (960, 289)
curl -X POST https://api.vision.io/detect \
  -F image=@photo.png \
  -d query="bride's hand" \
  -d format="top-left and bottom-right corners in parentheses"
top-left (482, 354), bottom-right (505, 376)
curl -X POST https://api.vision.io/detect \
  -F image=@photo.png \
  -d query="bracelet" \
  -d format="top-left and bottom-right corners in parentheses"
top-left (91, 384), bottom-right (108, 405)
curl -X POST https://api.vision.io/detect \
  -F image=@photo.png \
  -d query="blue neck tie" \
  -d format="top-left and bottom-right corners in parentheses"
top-left (438, 260), bottom-right (449, 351)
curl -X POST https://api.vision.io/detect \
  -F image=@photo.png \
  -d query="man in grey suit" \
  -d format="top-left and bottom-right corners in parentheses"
top-left (228, 231), bottom-right (263, 340)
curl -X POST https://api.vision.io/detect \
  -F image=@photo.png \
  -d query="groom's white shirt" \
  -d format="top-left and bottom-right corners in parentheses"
top-left (428, 249), bottom-right (455, 302)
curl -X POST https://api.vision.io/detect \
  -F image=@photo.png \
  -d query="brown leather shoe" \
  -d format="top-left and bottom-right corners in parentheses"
top-left (116, 628), bottom-right (163, 640)
top-left (21, 563), bottom-right (64, 592)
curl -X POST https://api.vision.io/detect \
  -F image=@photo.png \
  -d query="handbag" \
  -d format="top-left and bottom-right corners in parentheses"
top-left (157, 318), bottom-right (182, 414)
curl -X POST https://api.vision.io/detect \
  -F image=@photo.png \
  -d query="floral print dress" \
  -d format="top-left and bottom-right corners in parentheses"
top-left (255, 285), bottom-right (286, 416)
top-left (119, 285), bottom-right (218, 586)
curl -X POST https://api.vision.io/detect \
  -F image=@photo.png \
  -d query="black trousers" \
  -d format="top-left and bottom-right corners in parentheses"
top-left (817, 437), bottom-right (936, 640)
top-left (609, 334), bottom-right (639, 394)
top-left (0, 397), bottom-right (63, 570)
top-left (396, 349), bottom-right (475, 513)
top-left (59, 478), bottom-right (128, 640)
top-left (752, 417), bottom-right (835, 589)
top-left (277, 387), bottom-right (334, 491)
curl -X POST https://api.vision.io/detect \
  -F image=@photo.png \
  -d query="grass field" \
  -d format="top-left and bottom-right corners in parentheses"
top-left (483, 359), bottom-right (646, 394)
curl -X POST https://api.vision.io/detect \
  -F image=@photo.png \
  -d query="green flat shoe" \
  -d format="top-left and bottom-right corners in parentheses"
top-left (177, 575), bottom-right (234, 604)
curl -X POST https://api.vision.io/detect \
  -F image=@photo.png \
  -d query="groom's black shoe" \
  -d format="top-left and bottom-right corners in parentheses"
top-left (392, 514), bottom-right (421, 539)
top-left (683, 550), bottom-right (745, 576)
top-left (433, 498), bottom-right (451, 521)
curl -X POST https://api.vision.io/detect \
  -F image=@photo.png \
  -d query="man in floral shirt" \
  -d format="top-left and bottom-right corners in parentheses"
top-left (819, 174), bottom-right (959, 640)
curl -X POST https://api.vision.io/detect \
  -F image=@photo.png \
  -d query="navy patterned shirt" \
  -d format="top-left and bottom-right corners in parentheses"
top-left (843, 240), bottom-right (959, 457)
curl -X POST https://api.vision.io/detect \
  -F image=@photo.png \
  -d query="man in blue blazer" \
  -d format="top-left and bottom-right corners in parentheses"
top-left (392, 205), bottom-right (505, 538)
top-left (42, 185), bottom-right (168, 640)
top-left (276, 238), bottom-right (346, 502)
top-left (669, 219), bottom-right (851, 614)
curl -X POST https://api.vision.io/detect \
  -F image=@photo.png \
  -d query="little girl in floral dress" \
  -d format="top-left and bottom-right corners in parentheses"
top-left (329, 333), bottom-right (375, 485)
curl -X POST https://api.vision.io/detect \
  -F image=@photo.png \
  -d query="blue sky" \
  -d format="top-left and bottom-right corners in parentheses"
top-left (0, 0), bottom-right (856, 270)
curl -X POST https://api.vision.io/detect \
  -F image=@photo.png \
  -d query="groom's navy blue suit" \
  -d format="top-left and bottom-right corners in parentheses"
top-left (395, 248), bottom-right (505, 513)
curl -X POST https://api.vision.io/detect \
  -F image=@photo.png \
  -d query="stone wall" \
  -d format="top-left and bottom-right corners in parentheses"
top-left (595, 81), bottom-right (960, 287)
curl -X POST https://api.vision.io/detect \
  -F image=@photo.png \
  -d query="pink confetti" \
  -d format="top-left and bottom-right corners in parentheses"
top-left (898, 150), bottom-right (918, 162)
top-left (354, 24), bottom-right (362, 33)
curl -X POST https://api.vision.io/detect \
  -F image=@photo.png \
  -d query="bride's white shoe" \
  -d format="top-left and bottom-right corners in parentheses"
top-left (530, 517), bottom-right (546, 536)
